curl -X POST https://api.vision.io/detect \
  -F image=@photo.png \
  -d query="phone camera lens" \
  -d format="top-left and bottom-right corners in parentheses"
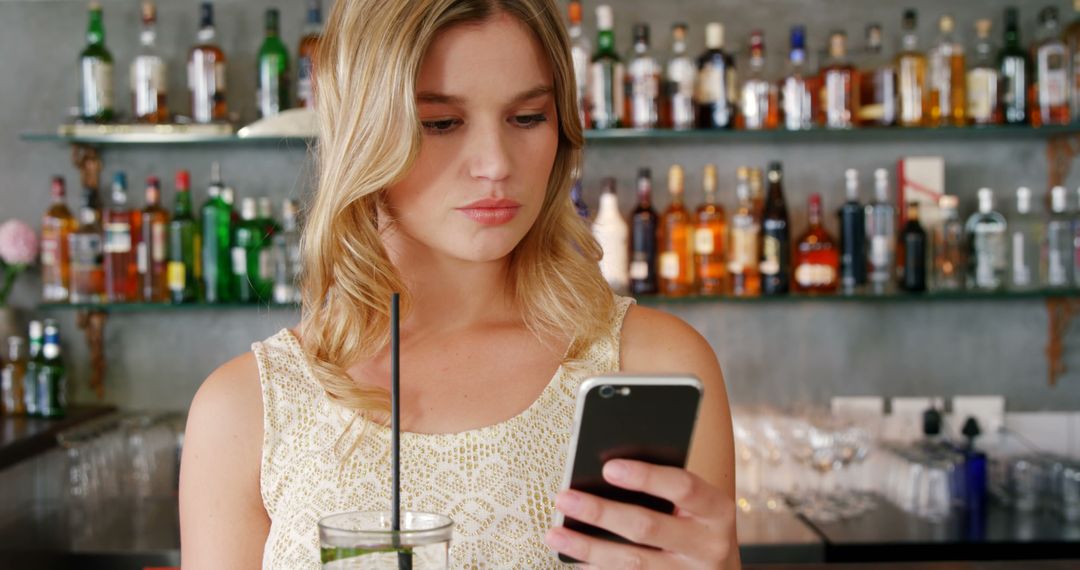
top-left (598, 385), bottom-right (615, 399)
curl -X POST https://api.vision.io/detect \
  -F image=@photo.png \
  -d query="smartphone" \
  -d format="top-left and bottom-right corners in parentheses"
top-left (553, 374), bottom-right (704, 563)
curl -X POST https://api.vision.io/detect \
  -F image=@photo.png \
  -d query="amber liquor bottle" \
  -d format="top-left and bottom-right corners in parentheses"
top-left (659, 165), bottom-right (695, 297)
top-left (103, 173), bottom-right (138, 303)
top-left (41, 177), bottom-right (77, 303)
top-left (694, 164), bottom-right (727, 295)
top-left (793, 193), bottom-right (840, 294)
top-left (138, 177), bottom-right (170, 302)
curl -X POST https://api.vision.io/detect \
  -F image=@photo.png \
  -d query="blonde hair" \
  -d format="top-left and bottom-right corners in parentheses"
top-left (300, 0), bottom-right (614, 422)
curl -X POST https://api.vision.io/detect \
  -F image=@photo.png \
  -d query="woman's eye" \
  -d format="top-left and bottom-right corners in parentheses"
top-left (421, 119), bottom-right (459, 134)
top-left (513, 113), bottom-right (547, 128)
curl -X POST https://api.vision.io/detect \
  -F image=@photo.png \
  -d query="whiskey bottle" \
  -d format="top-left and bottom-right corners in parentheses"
top-left (1033, 7), bottom-right (1070, 126)
top-left (728, 168), bottom-right (760, 297)
top-left (138, 176), bottom-right (170, 302)
top-left (103, 172), bottom-right (137, 303)
top-left (760, 162), bottom-right (791, 295)
top-left (589, 5), bottom-right (624, 129)
top-left (932, 195), bottom-right (966, 292)
top-left (781, 26), bottom-right (814, 131)
top-left (666, 23), bottom-right (696, 130)
top-left (79, 1), bottom-right (114, 123)
top-left (927, 15), bottom-right (966, 127)
top-left (694, 164), bottom-right (727, 296)
top-left (297, 0), bottom-right (323, 109)
top-left (856, 24), bottom-right (898, 127)
top-left (131, 1), bottom-right (168, 124)
top-left (794, 193), bottom-right (840, 294)
top-left (820, 32), bottom-right (856, 129)
top-left (659, 165), bottom-right (695, 297)
top-left (999, 7), bottom-right (1030, 125)
top-left (967, 19), bottom-right (1000, 126)
top-left (41, 177), bottom-right (77, 303)
top-left (896, 9), bottom-right (927, 127)
top-left (68, 188), bottom-right (105, 304)
top-left (626, 23), bottom-right (661, 129)
top-left (696, 23), bottom-right (737, 129)
top-left (629, 168), bottom-right (659, 295)
top-left (188, 2), bottom-right (228, 123)
top-left (740, 30), bottom-right (775, 130)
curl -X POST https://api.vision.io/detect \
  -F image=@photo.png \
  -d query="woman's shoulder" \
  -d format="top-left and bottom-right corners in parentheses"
top-left (618, 304), bottom-right (721, 378)
top-left (187, 351), bottom-right (264, 446)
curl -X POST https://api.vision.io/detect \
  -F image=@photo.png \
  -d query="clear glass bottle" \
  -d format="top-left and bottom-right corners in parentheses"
top-left (592, 178), bottom-right (629, 293)
top-left (659, 165), bottom-right (695, 297)
top-left (741, 30), bottom-right (775, 130)
top-left (626, 23), bottom-right (662, 129)
top-left (728, 167), bottom-right (760, 297)
top-left (272, 199), bottom-right (302, 304)
top-left (857, 24), bottom-right (898, 127)
top-left (567, 0), bottom-right (591, 128)
top-left (967, 19), bottom-right (1001, 126)
top-left (1034, 7), bottom-right (1070, 126)
top-left (928, 15), bottom-right (966, 127)
top-left (866, 168), bottom-right (897, 294)
top-left (1046, 185), bottom-right (1074, 288)
top-left (696, 22), bottom-right (737, 129)
top-left (965, 188), bottom-right (1008, 291)
top-left (188, 2), bottom-right (228, 123)
top-left (933, 195), bottom-right (965, 291)
top-left (589, 5), bottom-right (623, 129)
top-left (629, 168), bottom-right (659, 295)
top-left (839, 169), bottom-right (867, 293)
top-left (1074, 187), bottom-right (1080, 288)
top-left (69, 188), bottom-right (105, 304)
top-left (666, 23), bottom-right (696, 130)
top-left (896, 9), bottom-right (927, 127)
top-left (1007, 187), bottom-right (1043, 291)
top-left (694, 164), bottom-right (727, 296)
top-left (999, 7), bottom-right (1030, 125)
top-left (820, 32), bottom-right (856, 129)
top-left (781, 26), bottom-right (814, 131)
top-left (131, 1), bottom-right (168, 123)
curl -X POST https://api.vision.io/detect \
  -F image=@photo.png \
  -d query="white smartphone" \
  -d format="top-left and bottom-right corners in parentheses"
top-left (552, 374), bottom-right (704, 563)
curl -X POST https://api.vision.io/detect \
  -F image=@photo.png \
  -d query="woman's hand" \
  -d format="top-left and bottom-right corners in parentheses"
top-left (545, 459), bottom-right (737, 569)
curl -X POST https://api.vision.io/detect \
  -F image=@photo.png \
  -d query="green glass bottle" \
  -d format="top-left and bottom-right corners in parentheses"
top-left (256, 9), bottom-right (290, 118)
top-left (200, 162), bottom-right (233, 303)
top-left (233, 198), bottom-right (273, 302)
top-left (36, 320), bottom-right (67, 419)
top-left (22, 321), bottom-right (43, 417)
top-left (80, 0), bottom-right (114, 122)
top-left (168, 170), bottom-right (200, 303)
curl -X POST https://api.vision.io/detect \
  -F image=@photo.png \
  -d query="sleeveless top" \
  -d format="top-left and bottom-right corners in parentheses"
top-left (255, 295), bottom-right (635, 569)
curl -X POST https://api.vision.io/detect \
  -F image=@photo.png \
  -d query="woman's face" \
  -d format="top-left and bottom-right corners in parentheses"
top-left (383, 12), bottom-right (560, 263)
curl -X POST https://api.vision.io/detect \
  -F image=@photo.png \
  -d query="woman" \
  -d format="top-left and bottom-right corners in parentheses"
top-left (179, 0), bottom-right (738, 568)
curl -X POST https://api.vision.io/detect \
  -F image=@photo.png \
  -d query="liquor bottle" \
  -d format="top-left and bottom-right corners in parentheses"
top-left (1, 337), bottom-right (26, 416)
top-left (760, 162), bottom-right (791, 296)
top-left (696, 23), bottom-right (737, 129)
top-left (592, 178), bottom-right (629, 293)
top-left (1007, 187), bottom-right (1042, 291)
top-left (69, 188), bottom-right (105, 304)
top-left (1034, 7), bottom-right (1070, 127)
top-left (820, 32), bottom-right (856, 129)
top-left (857, 24), bottom-right (898, 127)
top-left (201, 162), bottom-right (232, 303)
top-left (79, 1), bottom-right (114, 123)
top-left (570, 173), bottom-right (589, 219)
top-left (1000, 7), bottom-right (1030, 125)
top-left (839, 169), bottom-right (867, 293)
top-left (22, 321), bottom-right (42, 417)
top-left (188, 2), bottom-right (228, 123)
top-left (927, 15), bottom-right (966, 127)
top-left (589, 5), bottom-right (624, 129)
top-left (222, 187), bottom-right (239, 226)
top-left (138, 176), bottom-right (169, 302)
top-left (695, 164), bottom-right (727, 296)
top-left (793, 193), bottom-right (839, 294)
top-left (781, 26), bottom-right (814, 131)
top-left (629, 168), bottom-right (659, 295)
top-left (131, 1), bottom-right (168, 124)
top-left (866, 168), bottom-right (897, 294)
top-left (749, 167), bottom-right (765, 221)
top-left (625, 23), bottom-right (661, 129)
top-left (41, 177), bottom-right (77, 303)
top-left (899, 201), bottom-right (928, 293)
top-left (967, 19), bottom-right (1001, 126)
top-left (233, 198), bottom-right (272, 303)
top-left (659, 166), bottom-right (695, 297)
top-left (932, 195), bottom-right (965, 291)
top-left (897, 9), bottom-right (928, 127)
top-left (728, 167), bottom-right (760, 297)
top-left (103, 172), bottom-right (137, 303)
top-left (36, 321), bottom-right (66, 420)
top-left (297, 0), bottom-right (323, 110)
top-left (966, 188), bottom-right (1008, 291)
top-left (272, 199), bottom-right (302, 305)
top-left (666, 23), bottom-right (696, 130)
top-left (739, 30), bottom-right (774, 130)
top-left (167, 170), bottom-right (200, 304)
top-left (1047, 185), bottom-right (1074, 288)
top-left (257, 9), bottom-right (290, 118)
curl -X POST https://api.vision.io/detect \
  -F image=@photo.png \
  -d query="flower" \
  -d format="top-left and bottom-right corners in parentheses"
top-left (0, 219), bottom-right (39, 266)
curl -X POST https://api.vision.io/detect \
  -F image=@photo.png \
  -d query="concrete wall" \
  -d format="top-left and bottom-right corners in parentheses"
top-left (1, 0), bottom-right (1078, 412)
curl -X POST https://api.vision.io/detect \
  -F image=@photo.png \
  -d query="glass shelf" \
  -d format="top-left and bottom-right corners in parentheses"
top-left (20, 124), bottom-right (1080, 146)
top-left (36, 289), bottom-right (1080, 313)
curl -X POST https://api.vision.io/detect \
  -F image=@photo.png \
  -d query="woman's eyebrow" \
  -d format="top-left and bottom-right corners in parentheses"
top-left (415, 84), bottom-right (553, 106)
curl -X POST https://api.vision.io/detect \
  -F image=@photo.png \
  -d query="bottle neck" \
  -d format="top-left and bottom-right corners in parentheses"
top-left (87, 10), bottom-right (105, 46)
top-left (140, 24), bottom-right (157, 47)
top-left (145, 187), bottom-right (160, 207)
top-left (198, 25), bottom-right (216, 43)
top-left (902, 31), bottom-right (918, 51)
top-left (1004, 25), bottom-right (1020, 49)
top-left (175, 191), bottom-right (192, 216)
top-left (669, 190), bottom-right (683, 207)
top-left (907, 206), bottom-right (920, 223)
top-left (808, 204), bottom-right (822, 226)
top-left (598, 29), bottom-right (615, 54)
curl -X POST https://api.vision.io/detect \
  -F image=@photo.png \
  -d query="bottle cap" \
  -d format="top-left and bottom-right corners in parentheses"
top-left (865, 23), bottom-right (883, 48)
top-left (141, 1), bottom-right (156, 24)
top-left (1051, 185), bottom-right (1067, 213)
top-left (845, 169), bottom-right (859, 200)
top-left (706, 23), bottom-right (724, 49)
top-left (51, 176), bottom-right (66, 198)
top-left (241, 197), bottom-right (258, 220)
top-left (258, 196), bottom-right (274, 219)
top-left (977, 188), bottom-right (994, 213)
top-left (829, 31), bottom-right (846, 57)
top-left (874, 168), bottom-right (890, 201)
top-left (672, 23), bottom-right (688, 43)
top-left (903, 9), bottom-right (918, 30)
top-left (176, 170), bottom-right (190, 191)
top-left (668, 165), bottom-right (684, 195)
top-left (632, 23), bottom-right (649, 44)
top-left (749, 30), bottom-right (765, 53)
top-left (28, 320), bottom-right (42, 339)
top-left (568, 1), bottom-right (582, 25)
top-left (939, 15), bottom-right (955, 33)
top-left (222, 187), bottom-right (235, 205)
top-left (808, 192), bottom-right (822, 212)
top-left (595, 5), bottom-right (613, 30)
top-left (703, 164), bottom-right (718, 194)
top-left (975, 19), bottom-right (992, 38)
top-left (1016, 187), bottom-right (1031, 214)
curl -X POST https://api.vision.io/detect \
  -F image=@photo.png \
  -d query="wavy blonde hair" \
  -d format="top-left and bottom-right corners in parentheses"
top-left (299, 0), bottom-right (614, 421)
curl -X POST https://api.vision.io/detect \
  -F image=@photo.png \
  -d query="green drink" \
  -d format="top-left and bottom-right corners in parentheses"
top-left (318, 511), bottom-right (452, 569)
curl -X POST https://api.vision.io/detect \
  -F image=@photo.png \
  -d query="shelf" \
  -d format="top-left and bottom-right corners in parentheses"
top-left (37, 301), bottom-right (299, 312)
top-left (20, 124), bottom-right (1080, 146)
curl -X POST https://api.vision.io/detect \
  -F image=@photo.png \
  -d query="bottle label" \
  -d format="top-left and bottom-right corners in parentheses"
top-left (759, 235), bottom-right (781, 275)
top-left (696, 64), bottom-right (722, 104)
top-left (137, 242), bottom-right (149, 274)
top-left (694, 228), bottom-right (715, 254)
top-left (167, 261), bottom-right (186, 291)
top-left (1041, 51), bottom-right (1067, 106)
top-left (41, 238), bottom-right (57, 267)
top-left (589, 62), bottom-right (624, 127)
top-left (795, 263), bottom-right (837, 287)
top-left (103, 223), bottom-right (132, 253)
top-left (258, 54), bottom-right (282, 116)
top-left (659, 252), bottom-right (680, 279)
top-left (70, 234), bottom-right (103, 268)
top-left (1011, 232), bottom-right (1030, 286)
top-left (80, 58), bottom-right (113, 116)
top-left (973, 229), bottom-right (1005, 288)
top-left (629, 260), bottom-right (649, 280)
top-left (131, 56), bottom-right (166, 116)
top-left (870, 235), bottom-right (891, 269)
top-left (152, 223), bottom-right (166, 262)
top-left (232, 247), bottom-right (248, 276)
top-left (728, 217), bottom-right (758, 274)
top-left (967, 69), bottom-right (997, 123)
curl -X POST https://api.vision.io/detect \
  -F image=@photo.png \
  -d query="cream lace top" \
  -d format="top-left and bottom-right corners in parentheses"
top-left (254, 295), bottom-right (635, 569)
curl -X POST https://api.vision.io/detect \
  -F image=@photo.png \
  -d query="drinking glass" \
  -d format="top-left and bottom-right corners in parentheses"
top-left (319, 511), bottom-right (453, 569)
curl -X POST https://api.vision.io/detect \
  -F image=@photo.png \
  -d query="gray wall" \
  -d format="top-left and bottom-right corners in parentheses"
top-left (1, 0), bottom-right (1079, 412)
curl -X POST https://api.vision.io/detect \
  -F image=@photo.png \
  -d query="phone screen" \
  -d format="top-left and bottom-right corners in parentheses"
top-left (556, 376), bottom-right (702, 562)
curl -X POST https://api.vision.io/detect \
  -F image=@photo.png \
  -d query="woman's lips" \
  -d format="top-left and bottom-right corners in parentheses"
top-left (456, 199), bottom-right (521, 226)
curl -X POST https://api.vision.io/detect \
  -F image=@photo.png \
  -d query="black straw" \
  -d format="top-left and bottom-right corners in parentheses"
top-left (390, 293), bottom-right (412, 569)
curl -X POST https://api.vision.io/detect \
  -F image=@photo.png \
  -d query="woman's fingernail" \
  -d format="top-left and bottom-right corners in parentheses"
top-left (556, 491), bottom-right (581, 512)
top-left (604, 460), bottom-right (629, 482)
top-left (547, 529), bottom-right (570, 550)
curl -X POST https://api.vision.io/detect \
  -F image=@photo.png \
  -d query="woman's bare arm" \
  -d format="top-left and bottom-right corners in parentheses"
top-left (179, 353), bottom-right (270, 569)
